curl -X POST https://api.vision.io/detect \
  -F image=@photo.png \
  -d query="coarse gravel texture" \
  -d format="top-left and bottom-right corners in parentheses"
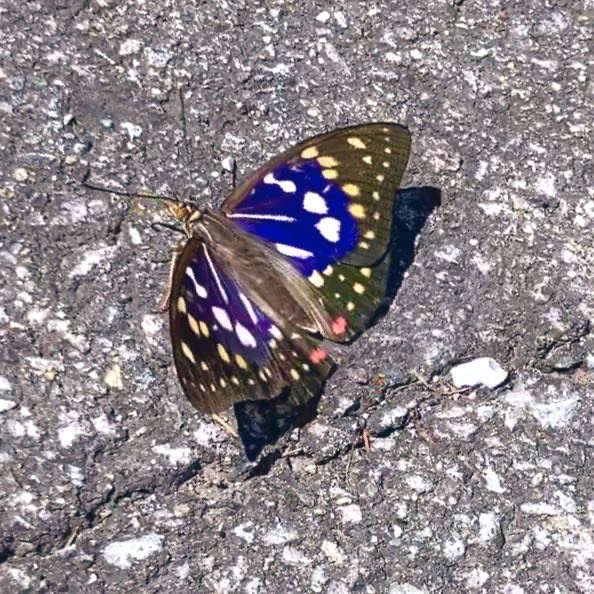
top-left (1, 1), bottom-right (593, 593)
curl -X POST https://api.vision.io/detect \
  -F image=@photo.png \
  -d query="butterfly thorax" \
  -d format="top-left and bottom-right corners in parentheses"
top-left (180, 207), bottom-right (346, 341)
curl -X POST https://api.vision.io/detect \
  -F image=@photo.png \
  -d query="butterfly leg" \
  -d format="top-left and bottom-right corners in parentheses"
top-left (212, 413), bottom-right (239, 438)
top-left (159, 241), bottom-right (185, 313)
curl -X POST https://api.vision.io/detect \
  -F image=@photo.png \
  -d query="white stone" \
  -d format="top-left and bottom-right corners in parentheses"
top-left (450, 357), bottom-right (508, 389)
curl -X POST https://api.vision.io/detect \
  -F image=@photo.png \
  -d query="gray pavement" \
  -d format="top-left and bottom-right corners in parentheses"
top-left (1, 1), bottom-right (593, 592)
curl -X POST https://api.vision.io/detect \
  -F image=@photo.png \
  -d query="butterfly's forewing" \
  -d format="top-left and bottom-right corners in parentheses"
top-left (222, 123), bottom-right (411, 336)
top-left (169, 237), bottom-right (334, 413)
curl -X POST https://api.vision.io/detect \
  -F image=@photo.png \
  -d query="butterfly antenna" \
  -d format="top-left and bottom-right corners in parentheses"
top-left (82, 179), bottom-right (180, 204)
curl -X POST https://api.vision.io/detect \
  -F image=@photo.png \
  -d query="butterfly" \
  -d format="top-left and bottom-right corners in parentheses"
top-left (161, 123), bottom-right (411, 419)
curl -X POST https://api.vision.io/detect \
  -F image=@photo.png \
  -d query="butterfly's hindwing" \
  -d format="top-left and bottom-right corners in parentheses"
top-left (169, 237), bottom-right (334, 413)
top-left (222, 123), bottom-right (411, 340)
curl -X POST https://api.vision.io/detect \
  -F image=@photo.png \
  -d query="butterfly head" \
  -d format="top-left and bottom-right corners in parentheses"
top-left (130, 194), bottom-right (205, 231)
top-left (162, 200), bottom-right (200, 224)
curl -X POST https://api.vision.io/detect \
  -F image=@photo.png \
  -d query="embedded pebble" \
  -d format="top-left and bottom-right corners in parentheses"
top-left (222, 156), bottom-right (235, 172)
top-left (13, 168), bottom-right (28, 181)
top-left (103, 533), bottom-right (164, 568)
top-left (119, 39), bottom-right (143, 56)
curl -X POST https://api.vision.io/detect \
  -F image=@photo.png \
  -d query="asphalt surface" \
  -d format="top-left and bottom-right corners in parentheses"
top-left (1, 1), bottom-right (593, 593)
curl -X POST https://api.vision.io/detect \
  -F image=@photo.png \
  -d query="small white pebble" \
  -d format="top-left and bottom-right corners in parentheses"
top-left (104, 364), bottom-right (123, 390)
top-left (316, 10), bottom-right (331, 23)
top-left (0, 399), bottom-right (17, 412)
top-left (450, 357), bottom-right (508, 389)
top-left (221, 156), bottom-right (234, 172)
top-left (119, 39), bottom-right (143, 56)
top-left (121, 121), bottom-right (142, 141)
top-left (13, 168), bottom-right (28, 182)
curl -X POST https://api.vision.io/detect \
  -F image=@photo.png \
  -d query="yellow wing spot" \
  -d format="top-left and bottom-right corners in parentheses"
top-left (338, 274), bottom-right (345, 281)
top-left (318, 155), bottom-right (339, 167)
top-left (210, 383), bottom-right (217, 392)
top-left (376, 174), bottom-right (385, 183)
top-left (361, 268), bottom-right (372, 278)
top-left (372, 191), bottom-right (380, 201)
top-left (383, 161), bottom-right (390, 168)
top-left (385, 147), bottom-right (392, 154)
top-left (199, 321), bottom-right (210, 337)
top-left (322, 169), bottom-right (338, 180)
top-left (301, 146), bottom-right (319, 159)
top-left (258, 369), bottom-right (268, 382)
top-left (188, 314), bottom-right (200, 336)
top-left (199, 383), bottom-right (206, 392)
top-left (363, 155), bottom-right (372, 165)
top-left (364, 230), bottom-right (376, 239)
top-left (290, 369), bottom-right (300, 381)
top-left (217, 343), bottom-right (231, 363)
top-left (346, 301), bottom-right (355, 311)
top-left (309, 270), bottom-right (325, 288)
top-left (302, 363), bottom-right (310, 372)
top-left (343, 183), bottom-right (361, 197)
top-left (181, 342), bottom-right (196, 364)
top-left (235, 354), bottom-right (248, 369)
top-left (359, 241), bottom-right (370, 249)
top-left (231, 376), bottom-right (240, 385)
top-left (200, 361), bottom-right (209, 371)
top-left (353, 283), bottom-right (365, 294)
top-left (323, 265), bottom-right (334, 276)
top-left (220, 378), bottom-right (227, 388)
top-left (381, 126), bottom-right (390, 132)
top-left (177, 296), bottom-right (187, 314)
top-left (348, 203), bottom-right (366, 219)
top-left (347, 137), bottom-right (366, 149)
top-left (278, 353), bottom-right (287, 361)
top-left (248, 378), bottom-right (255, 386)
top-left (373, 211), bottom-right (381, 220)
top-left (334, 292), bottom-right (340, 299)
top-left (268, 338), bottom-right (277, 349)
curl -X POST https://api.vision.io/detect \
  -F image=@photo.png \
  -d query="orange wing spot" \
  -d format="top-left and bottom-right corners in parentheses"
top-left (310, 348), bottom-right (328, 364)
top-left (332, 316), bottom-right (348, 336)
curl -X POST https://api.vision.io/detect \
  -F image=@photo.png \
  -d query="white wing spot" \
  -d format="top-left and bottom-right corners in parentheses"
top-left (275, 243), bottom-right (314, 259)
top-left (263, 172), bottom-right (297, 193)
top-left (212, 306), bottom-right (233, 331)
top-left (203, 246), bottom-right (228, 303)
top-left (185, 267), bottom-right (208, 298)
top-left (239, 292), bottom-right (258, 325)
top-left (308, 270), bottom-right (325, 288)
top-left (315, 217), bottom-right (341, 243)
top-left (228, 213), bottom-right (295, 222)
top-left (236, 322), bottom-right (257, 348)
top-left (269, 325), bottom-right (283, 340)
top-left (303, 191), bottom-right (328, 214)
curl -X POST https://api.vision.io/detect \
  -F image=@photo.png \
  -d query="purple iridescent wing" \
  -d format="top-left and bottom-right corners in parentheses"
top-left (169, 238), bottom-right (333, 414)
top-left (222, 123), bottom-right (411, 337)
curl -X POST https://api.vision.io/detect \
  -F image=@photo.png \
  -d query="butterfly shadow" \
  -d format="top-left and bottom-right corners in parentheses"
top-left (234, 186), bottom-right (442, 466)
